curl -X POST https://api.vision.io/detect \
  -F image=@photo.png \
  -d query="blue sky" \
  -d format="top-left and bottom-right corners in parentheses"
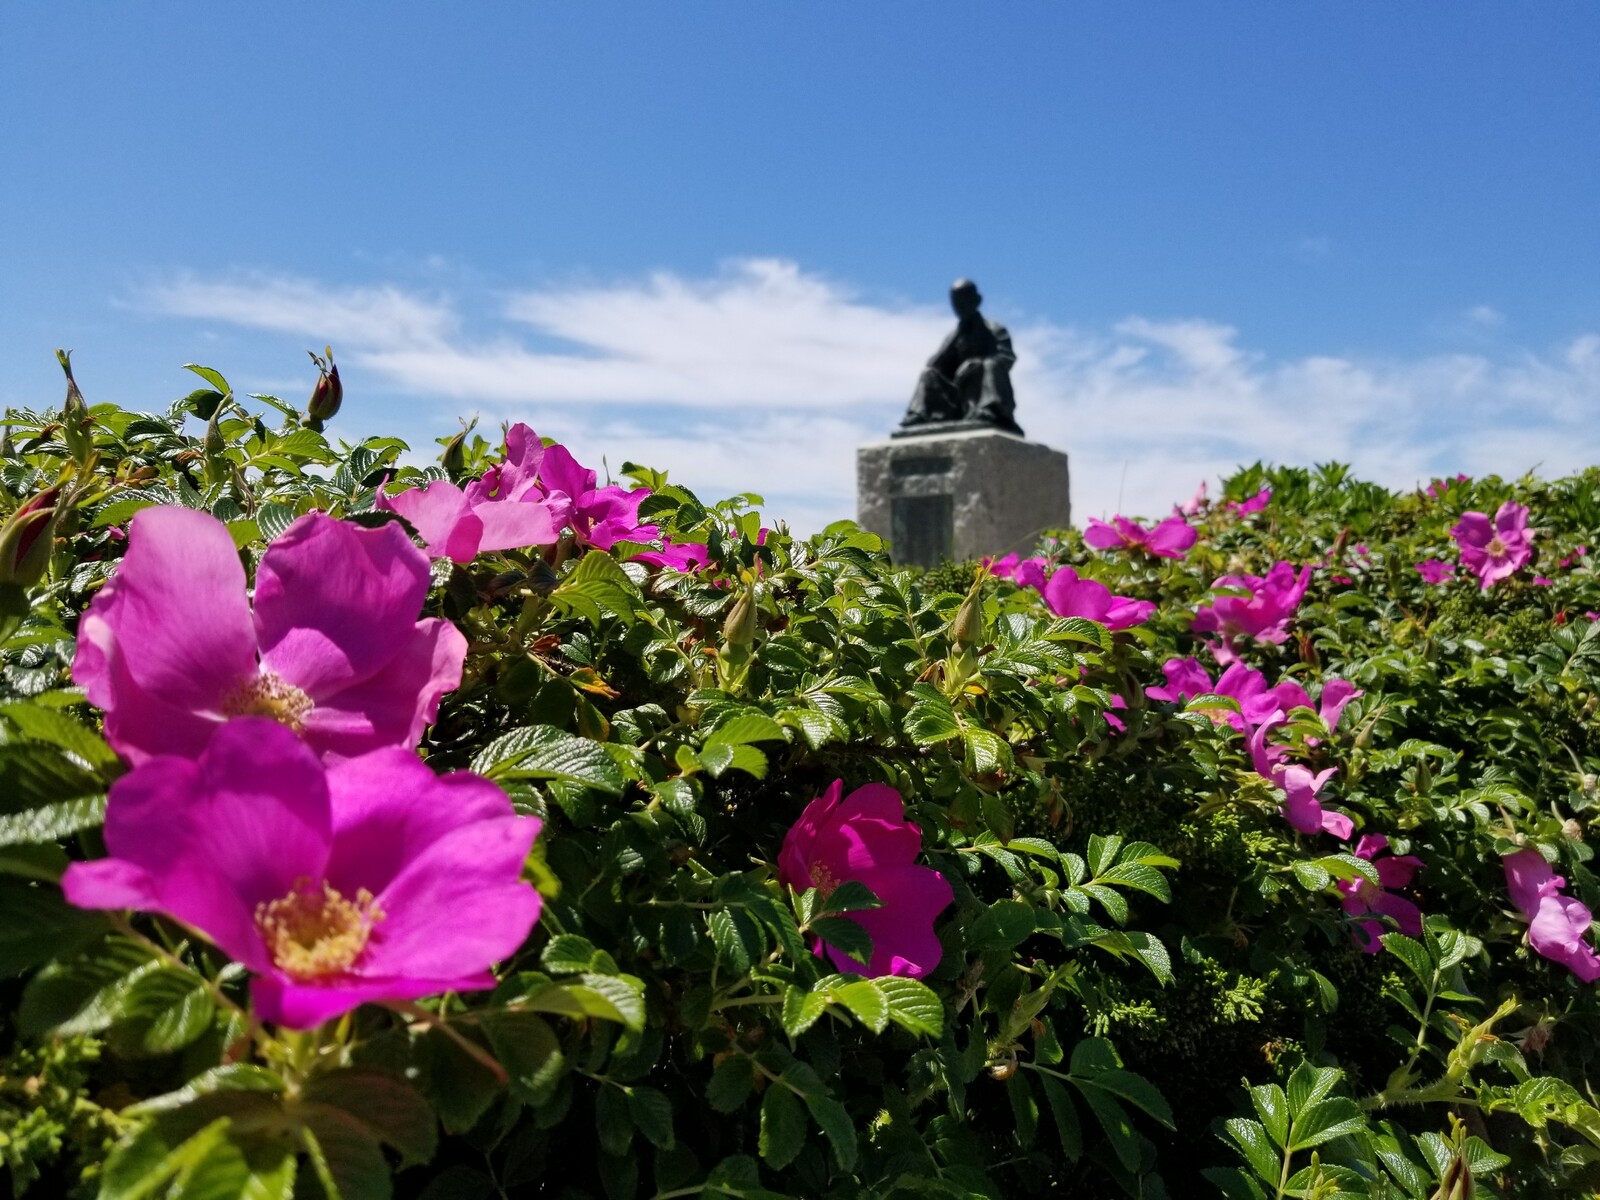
top-left (3, 3), bottom-right (1597, 532)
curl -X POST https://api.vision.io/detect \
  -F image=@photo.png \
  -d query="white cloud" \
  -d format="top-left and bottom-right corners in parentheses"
top-left (143, 261), bottom-right (1600, 535)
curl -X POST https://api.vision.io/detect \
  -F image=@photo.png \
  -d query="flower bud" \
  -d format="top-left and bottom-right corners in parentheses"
top-left (0, 483), bottom-right (64, 590)
top-left (304, 347), bottom-right (342, 431)
top-left (949, 578), bottom-right (985, 650)
top-left (723, 589), bottom-right (757, 647)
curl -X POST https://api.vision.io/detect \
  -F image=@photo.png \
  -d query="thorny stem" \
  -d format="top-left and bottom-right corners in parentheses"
top-left (394, 1002), bottom-right (509, 1086)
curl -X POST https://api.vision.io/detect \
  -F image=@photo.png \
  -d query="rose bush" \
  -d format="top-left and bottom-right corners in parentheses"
top-left (1, 361), bottom-right (1600, 1197)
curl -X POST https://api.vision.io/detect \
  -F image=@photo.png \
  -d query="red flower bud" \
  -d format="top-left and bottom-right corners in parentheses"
top-left (304, 347), bottom-right (342, 431)
top-left (0, 483), bottom-right (64, 589)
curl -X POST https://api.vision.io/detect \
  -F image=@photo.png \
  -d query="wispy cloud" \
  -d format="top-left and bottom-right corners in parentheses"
top-left (143, 261), bottom-right (1600, 535)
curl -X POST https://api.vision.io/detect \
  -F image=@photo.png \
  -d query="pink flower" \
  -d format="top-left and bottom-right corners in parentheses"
top-left (1175, 481), bottom-right (1208, 517)
top-left (1277, 762), bottom-right (1352, 840)
top-left (1451, 501), bottom-right (1533, 589)
top-left (1103, 693), bottom-right (1128, 734)
top-left (1504, 849), bottom-right (1600, 982)
top-left (629, 540), bottom-right (711, 572)
top-left (537, 444), bottom-right (654, 551)
top-left (1559, 546), bottom-right (1588, 569)
top-left (1146, 657), bottom-right (1220, 706)
top-left (1415, 560), bottom-right (1455, 585)
top-left (777, 780), bottom-right (952, 978)
top-left (1191, 561), bottom-right (1312, 660)
top-left (1083, 515), bottom-right (1198, 560)
top-left (1338, 834), bottom-right (1423, 952)
top-left (1042, 567), bottom-right (1155, 630)
top-left (74, 507), bottom-right (466, 765)
top-left (986, 553), bottom-right (1049, 591)
top-left (1426, 474), bottom-right (1470, 499)
top-left (1228, 488), bottom-right (1271, 515)
top-left (63, 719), bottom-right (542, 1028)
top-left (376, 425), bottom-right (570, 563)
top-left (1533, 576), bottom-right (1553, 586)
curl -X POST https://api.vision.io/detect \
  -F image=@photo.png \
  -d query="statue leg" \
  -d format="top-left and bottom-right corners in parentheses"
top-left (968, 363), bottom-right (1023, 435)
top-left (900, 369), bottom-right (963, 427)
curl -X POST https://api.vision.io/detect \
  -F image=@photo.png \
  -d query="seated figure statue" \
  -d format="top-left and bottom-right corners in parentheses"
top-left (899, 279), bottom-right (1023, 436)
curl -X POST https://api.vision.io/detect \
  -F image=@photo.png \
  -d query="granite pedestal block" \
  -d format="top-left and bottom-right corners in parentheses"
top-left (856, 428), bottom-right (1071, 567)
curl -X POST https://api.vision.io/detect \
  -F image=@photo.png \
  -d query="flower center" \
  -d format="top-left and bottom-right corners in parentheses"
top-left (223, 670), bottom-right (314, 731)
top-left (254, 879), bottom-right (383, 982)
top-left (1486, 536), bottom-right (1508, 557)
top-left (809, 862), bottom-right (841, 898)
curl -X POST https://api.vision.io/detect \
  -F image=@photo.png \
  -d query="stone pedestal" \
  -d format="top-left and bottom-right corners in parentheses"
top-left (856, 428), bottom-right (1071, 567)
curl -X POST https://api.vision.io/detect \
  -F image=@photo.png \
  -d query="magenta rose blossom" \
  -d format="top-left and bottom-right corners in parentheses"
top-left (1083, 515), bottom-right (1198, 560)
top-left (1042, 567), bottom-right (1155, 630)
top-left (777, 780), bottom-right (952, 979)
top-left (1191, 561), bottom-right (1312, 662)
top-left (376, 425), bottom-right (570, 564)
top-left (1415, 559), bottom-right (1455, 585)
top-left (1451, 501), bottom-right (1532, 589)
top-left (1338, 834), bottom-right (1423, 953)
top-left (1228, 487), bottom-right (1271, 515)
top-left (537, 444), bottom-right (656, 550)
top-left (1504, 849), bottom-right (1600, 982)
top-left (74, 506), bottom-right (467, 765)
top-left (63, 719), bottom-right (542, 1028)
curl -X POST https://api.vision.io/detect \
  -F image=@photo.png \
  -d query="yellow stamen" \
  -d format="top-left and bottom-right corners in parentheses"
top-left (810, 862), bottom-right (841, 898)
top-left (1486, 536), bottom-right (1508, 557)
top-left (223, 670), bottom-right (314, 731)
top-left (254, 879), bottom-right (383, 982)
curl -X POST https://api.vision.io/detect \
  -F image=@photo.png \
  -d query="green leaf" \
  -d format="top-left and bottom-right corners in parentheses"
top-left (482, 1011), bottom-right (565, 1106)
top-left (1249, 1083), bottom-right (1289, 1148)
top-left (183, 364), bottom-right (232, 393)
top-left (708, 907), bottom-right (762, 974)
top-left (302, 1067), bottom-right (438, 1168)
top-left (1223, 1117), bottom-right (1282, 1183)
top-left (107, 966), bottom-right (217, 1057)
top-left (1381, 933), bottom-right (1434, 988)
top-left (1075, 1084), bottom-right (1141, 1174)
top-left (705, 712), bottom-right (786, 746)
top-left (759, 1083), bottom-right (806, 1170)
top-left (782, 985), bottom-right (830, 1037)
top-left (1291, 860), bottom-right (1332, 891)
top-left (968, 899), bottom-right (1036, 950)
top-left (1286, 1096), bottom-right (1366, 1151)
top-left (1090, 1069), bottom-right (1174, 1129)
top-left (627, 1086), bottom-right (676, 1149)
top-left (874, 975), bottom-right (944, 1037)
top-left (905, 689), bottom-right (962, 745)
top-left (810, 915), bottom-right (873, 969)
top-left (514, 973), bottom-right (645, 1031)
top-left (0, 701), bottom-right (119, 767)
top-left (1040, 1075), bottom-right (1083, 1160)
top-left (595, 1084), bottom-right (633, 1157)
top-left (19, 935), bottom-right (158, 1036)
top-left (471, 724), bottom-right (624, 794)
top-left (550, 550), bottom-right (640, 626)
top-left (0, 792), bottom-right (107, 847)
top-left (0, 878), bottom-right (109, 975)
top-left (540, 933), bottom-right (608, 976)
top-left (706, 1055), bottom-right (755, 1113)
top-left (298, 1104), bottom-right (392, 1200)
top-left (818, 879), bottom-right (882, 915)
top-left (803, 1089), bottom-right (858, 1171)
top-left (835, 979), bottom-right (890, 1033)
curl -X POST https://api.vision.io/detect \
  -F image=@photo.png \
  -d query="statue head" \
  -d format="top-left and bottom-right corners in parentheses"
top-left (949, 279), bottom-right (982, 320)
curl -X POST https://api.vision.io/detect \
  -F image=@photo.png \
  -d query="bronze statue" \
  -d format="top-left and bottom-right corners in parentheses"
top-left (898, 279), bottom-right (1022, 436)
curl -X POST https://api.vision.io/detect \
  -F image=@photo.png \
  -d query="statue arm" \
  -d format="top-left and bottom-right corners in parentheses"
top-left (927, 329), bottom-right (962, 376)
top-left (989, 323), bottom-right (1016, 370)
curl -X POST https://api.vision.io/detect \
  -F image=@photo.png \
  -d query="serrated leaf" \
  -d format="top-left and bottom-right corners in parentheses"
top-left (0, 878), bottom-right (109, 975)
top-left (1381, 933), bottom-right (1434, 988)
top-left (107, 966), bottom-right (216, 1057)
top-left (0, 793), bottom-right (107, 847)
top-left (470, 724), bottom-right (624, 794)
top-left (514, 973), bottom-right (645, 1031)
top-left (1249, 1084), bottom-right (1290, 1148)
top-left (835, 979), bottom-right (890, 1033)
top-left (759, 1084), bottom-right (806, 1170)
top-left (706, 1055), bottom-right (755, 1112)
top-left (1291, 860), bottom-right (1333, 891)
top-left (482, 1011), bottom-right (565, 1107)
top-left (0, 702), bottom-right (119, 767)
top-left (802, 1089), bottom-right (858, 1171)
top-left (1287, 1097), bottom-right (1366, 1151)
top-left (873, 975), bottom-right (944, 1037)
top-left (551, 550), bottom-right (640, 626)
top-left (904, 689), bottom-right (961, 745)
top-left (705, 712), bottom-right (786, 746)
top-left (628, 1086), bottom-right (675, 1149)
top-left (810, 915), bottom-right (873, 969)
top-left (781, 986), bottom-right (829, 1037)
top-left (302, 1067), bottom-right (438, 1168)
top-left (1223, 1117), bottom-right (1283, 1183)
top-left (1040, 1075), bottom-right (1083, 1161)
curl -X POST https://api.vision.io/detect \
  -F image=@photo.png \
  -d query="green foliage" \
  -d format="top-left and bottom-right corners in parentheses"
top-left (3, 375), bottom-right (1600, 1196)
